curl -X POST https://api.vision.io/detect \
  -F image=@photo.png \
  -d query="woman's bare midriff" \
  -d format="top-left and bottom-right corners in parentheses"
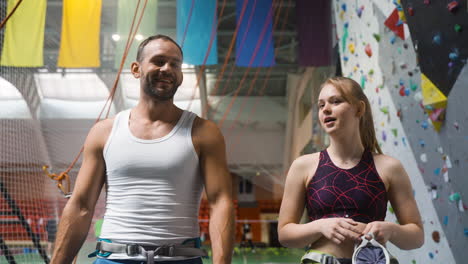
top-left (309, 222), bottom-right (367, 258)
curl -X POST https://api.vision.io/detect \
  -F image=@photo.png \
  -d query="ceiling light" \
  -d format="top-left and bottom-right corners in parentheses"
top-left (112, 34), bottom-right (120, 41)
top-left (135, 34), bottom-right (144, 41)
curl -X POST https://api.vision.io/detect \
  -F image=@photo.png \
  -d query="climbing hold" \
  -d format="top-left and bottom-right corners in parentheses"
top-left (380, 106), bottom-right (389, 114)
top-left (424, 0), bottom-right (430, 5)
top-left (454, 24), bottom-right (462, 32)
top-left (364, 44), bottom-right (372, 57)
top-left (348, 43), bottom-right (355, 54)
top-left (449, 192), bottom-right (461, 202)
top-left (449, 52), bottom-right (459, 60)
top-left (420, 153), bottom-right (427, 163)
top-left (419, 139), bottom-right (425, 147)
top-left (431, 185), bottom-right (438, 199)
top-left (356, 6), bottom-right (364, 18)
top-left (399, 87), bottom-right (406, 96)
top-left (408, 7), bottom-right (414, 16)
top-left (421, 120), bottom-right (429, 129)
top-left (373, 33), bottom-right (381, 42)
top-left (447, 1), bottom-right (459, 12)
top-left (432, 231), bottom-right (440, 243)
top-left (341, 3), bottom-right (347, 12)
top-left (432, 34), bottom-right (441, 45)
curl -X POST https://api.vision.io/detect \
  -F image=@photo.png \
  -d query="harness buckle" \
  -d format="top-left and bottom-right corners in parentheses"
top-left (157, 245), bottom-right (176, 257)
top-left (321, 255), bottom-right (337, 264)
top-left (166, 245), bottom-right (175, 257)
top-left (126, 244), bottom-right (140, 256)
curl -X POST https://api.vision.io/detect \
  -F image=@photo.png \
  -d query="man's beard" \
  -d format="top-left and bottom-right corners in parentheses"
top-left (143, 73), bottom-right (179, 101)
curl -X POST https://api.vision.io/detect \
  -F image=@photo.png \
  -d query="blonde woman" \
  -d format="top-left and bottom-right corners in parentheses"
top-left (278, 77), bottom-right (423, 264)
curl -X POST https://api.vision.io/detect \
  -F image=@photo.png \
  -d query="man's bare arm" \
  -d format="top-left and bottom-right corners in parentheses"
top-left (51, 120), bottom-right (111, 264)
top-left (195, 119), bottom-right (235, 264)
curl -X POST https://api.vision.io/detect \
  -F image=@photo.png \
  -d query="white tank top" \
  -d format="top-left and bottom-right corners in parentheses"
top-left (100, 109), bottom-right (203, 260)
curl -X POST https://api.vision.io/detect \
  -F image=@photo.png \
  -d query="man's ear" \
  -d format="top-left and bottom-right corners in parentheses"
top-left (357, 101), bottom-right (366, 118)
top-left (131, 62), bottom-right (141, 78)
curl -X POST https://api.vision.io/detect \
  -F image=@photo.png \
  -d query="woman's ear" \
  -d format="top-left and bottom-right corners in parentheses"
top-left (357, 101), bottom-right (366, 118)
top-left (131, 62), bottom-right (140, 78)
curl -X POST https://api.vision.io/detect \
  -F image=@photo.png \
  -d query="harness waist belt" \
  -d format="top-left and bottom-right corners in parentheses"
top-left (302, 251), bottom-right (341, 264)
top-left (96, 241), bottom-right (207, 264)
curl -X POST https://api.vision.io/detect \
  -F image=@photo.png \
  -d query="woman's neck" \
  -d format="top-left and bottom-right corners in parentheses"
top-left (327, 129), bottom-right (364, 161)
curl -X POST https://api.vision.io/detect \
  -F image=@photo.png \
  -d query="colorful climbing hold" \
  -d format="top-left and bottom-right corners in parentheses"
top-left (432, 34), bottom-right (441, 45)
top-left (380, 106), bottom-right (389, 114)
top-left (447, 1), bottom-right (459, 12)
top-left (364, 44), bottom-right (372, 57)
top-left (348, 43), bottom-right (355, 54)
top-left (373, 33), bottom-right (381, 42)
top-left (419, 139), bottom-right (425, 147)
top-left (421, 120), bottom-right (429, 129)
top-left (454, 24), bottom-right (462, 32)
top-left (449, 192), bottom-right (461, 202)
top-left (432, 231), bottom-right (440, 243)
top-left (356, 6), bottom-right (364, 18)
top-left (449, 52), bottom-right (459, 60)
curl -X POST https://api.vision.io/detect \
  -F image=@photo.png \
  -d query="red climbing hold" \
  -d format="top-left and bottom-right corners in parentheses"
top-left (365, 44), bottom-right (372, 57)
top-left (447, 1), bottom-right (459, 12)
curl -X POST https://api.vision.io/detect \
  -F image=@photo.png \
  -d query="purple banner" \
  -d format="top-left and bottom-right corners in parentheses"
top-left (296, 0), bottom-right (332, 66)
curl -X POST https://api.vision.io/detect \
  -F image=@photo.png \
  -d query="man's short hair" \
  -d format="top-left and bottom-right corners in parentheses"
top-left (136, 34), bottom-right (183, 62)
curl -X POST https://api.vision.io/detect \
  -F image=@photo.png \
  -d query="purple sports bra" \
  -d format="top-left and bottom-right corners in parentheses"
top-left (305, 149), bottom-right (388, 223)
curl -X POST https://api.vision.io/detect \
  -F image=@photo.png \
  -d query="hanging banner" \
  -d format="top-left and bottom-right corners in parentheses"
top-left (0, 0), bottom-right (47, 67)
top-left (296, 0), bottom-right (332, 67)
top-left (235, 0), bottom-right (275, 67)
top-left (177, 0), bottom-right (218, 65)
top-left (57, 0), bottom-right (102, 68)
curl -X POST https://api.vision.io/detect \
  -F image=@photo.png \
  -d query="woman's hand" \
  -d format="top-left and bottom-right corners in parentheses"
top-left (361, 221), bottom-right (396, 245)
top-left (317, 218), bottom-right (362, 244)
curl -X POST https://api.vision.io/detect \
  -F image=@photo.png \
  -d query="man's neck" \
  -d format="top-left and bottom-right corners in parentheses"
top-left (134, 98), bottom-right (182, 122)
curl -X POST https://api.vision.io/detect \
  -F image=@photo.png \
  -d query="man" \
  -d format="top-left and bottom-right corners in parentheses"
top-left (51, 35), bottom-right (235, 264)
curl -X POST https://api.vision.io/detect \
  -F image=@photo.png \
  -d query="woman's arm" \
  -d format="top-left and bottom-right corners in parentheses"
top-left (363, 156), bottom-right (424, 249)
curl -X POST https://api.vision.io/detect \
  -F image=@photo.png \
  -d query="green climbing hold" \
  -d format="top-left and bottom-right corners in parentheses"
top-left (455, 24), bottom-right (462, 32)
top-left (373, 33), bottom-right (381, 42)
top-left (380, 107), bottom-right (389, 114)
top-left (391, 129), bottom-right (398, 137)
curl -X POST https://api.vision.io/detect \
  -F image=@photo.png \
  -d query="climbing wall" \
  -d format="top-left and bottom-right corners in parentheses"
top-left (334, 0), bottom-right (467, 263)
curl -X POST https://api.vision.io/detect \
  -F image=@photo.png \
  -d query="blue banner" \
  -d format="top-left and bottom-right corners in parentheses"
top-left (235, 0), bottom-right (275, 67)
top-left (177, 0), bottom-right (218, 65)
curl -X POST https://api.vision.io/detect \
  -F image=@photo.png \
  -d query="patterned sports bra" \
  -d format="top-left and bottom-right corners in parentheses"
top-left (305, 149), bottom-right (388, 223)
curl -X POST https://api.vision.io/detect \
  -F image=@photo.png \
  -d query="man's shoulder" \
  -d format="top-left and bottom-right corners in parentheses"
top-left (192, 117), bottom-right (225, 147)
top-left (86, 117), bottom-right (116, 147)
top-left (192, 117), bottom-right (221, 135)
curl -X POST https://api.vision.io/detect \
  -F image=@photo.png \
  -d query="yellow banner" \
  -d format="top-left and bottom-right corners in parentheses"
top-left (0, 0), bottom-right (47, 67)
top-left (57, 0), bottom-right (102, 68)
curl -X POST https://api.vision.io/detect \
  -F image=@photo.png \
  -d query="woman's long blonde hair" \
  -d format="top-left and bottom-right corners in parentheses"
top-left (320, 77), bottom-right (382, 154)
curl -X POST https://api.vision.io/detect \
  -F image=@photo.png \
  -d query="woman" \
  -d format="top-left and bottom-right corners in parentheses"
top-left (278, 77), bottom-right (424, 264)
